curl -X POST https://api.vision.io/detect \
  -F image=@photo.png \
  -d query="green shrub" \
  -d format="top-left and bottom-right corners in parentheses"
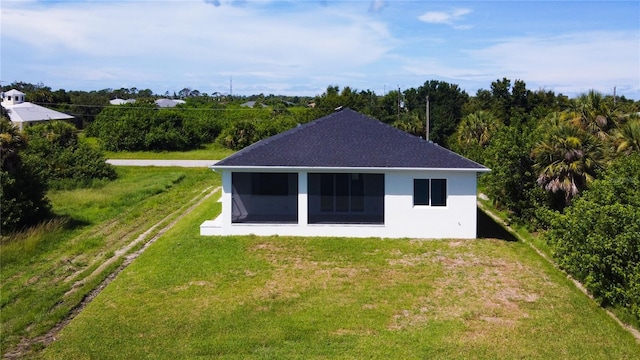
top-left (0, 119), bottom-right (51, 234)
top-left (23, 121), bottom-right (117, 190)
top-left (217, 120), bottom-right (259, 150)
top-left (480, 122), bottom-right (546, 228)
top-left (90, 104), bottom-right (221, 152)
top-left (545, 154), bottom-right (640, 319)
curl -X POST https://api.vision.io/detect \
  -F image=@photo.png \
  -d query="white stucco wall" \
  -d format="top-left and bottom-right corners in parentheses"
top-left (202, 169), bottom-right (480, 239)
top-left (383, 170), bottom-right (478, 238)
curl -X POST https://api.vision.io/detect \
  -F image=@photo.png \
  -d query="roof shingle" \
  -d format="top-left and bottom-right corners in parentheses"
top-left (215, 108), bottom-right (488, 170)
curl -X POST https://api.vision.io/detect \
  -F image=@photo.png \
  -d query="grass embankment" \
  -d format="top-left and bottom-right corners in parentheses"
top-left (43, 204), bottom-right (639, 358)
top-left (0, 167), bottom-right (219, 357)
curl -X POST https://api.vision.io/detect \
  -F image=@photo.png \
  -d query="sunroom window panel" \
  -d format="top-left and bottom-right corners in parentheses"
top-left (308, 173), bottom-right (384, 224)
top-left (350, 174), bottom-right (364, 212)
top-left (320, 173), bottom-right (334, 212)
top-left (335, 173), bottom-right (350, 212)
top-left (231, 172), bottom-right (298, 223)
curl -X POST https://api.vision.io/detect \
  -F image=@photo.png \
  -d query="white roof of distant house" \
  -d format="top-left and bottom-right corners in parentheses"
top-left (3, 89), bottom-right (26, 97)
top-left (110, 98), bottom-right (137, 105)
top-left (155, 98), bottom-right (186, 108)
top-left (3, 102), bottom-right (74, 122)
top-left (240, 101), bottom-right (267, 108)
top-left (1, 89), bottom-right (73, 126)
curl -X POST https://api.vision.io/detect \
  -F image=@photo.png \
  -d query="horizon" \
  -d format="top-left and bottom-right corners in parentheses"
top-left (1, 1), bottom-right (638, 100)
top-left (0, 79), bottom-right (635, 102)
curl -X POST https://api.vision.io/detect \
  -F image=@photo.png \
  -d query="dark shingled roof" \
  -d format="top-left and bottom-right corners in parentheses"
top-left (215, 108), bottom-right (488, 170)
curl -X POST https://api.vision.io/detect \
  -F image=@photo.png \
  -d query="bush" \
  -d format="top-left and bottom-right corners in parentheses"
top-left (545, 154), bottom-right (640, 320)
top-left (1, 119), bottom-right (51, 234)
top-left (480, 122), bottom-right (546, 227)
top-left (217, 120), bottom-right (258, 150)
top-left (90, 104), bottom-right (221, 151)
top-left (23, 121), bottom-right (117, 189)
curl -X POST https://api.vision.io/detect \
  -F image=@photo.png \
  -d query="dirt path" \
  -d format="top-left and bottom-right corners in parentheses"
top-left (4, 186), bottom-right (221, 359)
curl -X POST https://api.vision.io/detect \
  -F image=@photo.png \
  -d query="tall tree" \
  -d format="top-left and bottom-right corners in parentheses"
top-left (614, 118), bottom-right (640, 155)
top-left (456, 111), bottom-right (501, 147)
top-left (531, 121), bottom-right (605, 207)
top-left (570, 90), bottom-right (619, 140)
top-left (412, 80), bottom-right (469, 146)
top-left (68, 91), bottom-right (110, 128)
top-left (482, 120), bottom-right (544, 226)
top-left (452, 110), bottom-right (501, 163)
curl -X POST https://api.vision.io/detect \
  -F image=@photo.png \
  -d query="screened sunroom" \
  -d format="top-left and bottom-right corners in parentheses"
top-left (230, 172), bottom-right (385, 225)
top-left (307, 173), bottom-right (384, 224)
top-left (231, 172), bottom-right (298, 223)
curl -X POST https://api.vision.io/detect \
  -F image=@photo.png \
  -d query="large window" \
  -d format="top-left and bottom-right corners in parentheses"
top-left (318, 173), bottom-right (364, 213)
top-left (251, 173), bottom-right (290, 196)
top-left (308, 173), bottom-right (384, 224)
top-left (413, 178), bottom-right (447, 206)
top-left (232, 172), bottom-right (298, 223)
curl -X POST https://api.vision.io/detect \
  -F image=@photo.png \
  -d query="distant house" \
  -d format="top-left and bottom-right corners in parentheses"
top-left (240, 101), bottom-right (267, 108)
top-left (201, 108), bottom-right (490, 239)
top-left (110, 98), bottom-right (136, 105)
top-left (155, 98), bottom-right (186, 108)
top-left (1, 89), bottom-right (74, 130)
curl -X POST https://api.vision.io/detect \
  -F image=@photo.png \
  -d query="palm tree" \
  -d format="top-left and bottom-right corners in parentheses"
top-left (0, 117), bottom-right (25, 171)
top-left (456, 110), bottom-right (501, 147)
top-left (531, 123), bottom-right (605, 207)
top-left (570, 90), bottom-right (620, 141)
top-left (614, 118), bottom-right (640, 155)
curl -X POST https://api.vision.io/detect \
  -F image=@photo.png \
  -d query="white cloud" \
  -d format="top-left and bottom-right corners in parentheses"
top-left (2, 1), bottom-right (638, 98)
top-left (389, 29), bottom-right (639, 97)
top-left (467, 31), bottom-right (640, 95)
top-left (1, 0), bottom-right (396, 93)
top-left (418, 8), bottom-right (471, 26)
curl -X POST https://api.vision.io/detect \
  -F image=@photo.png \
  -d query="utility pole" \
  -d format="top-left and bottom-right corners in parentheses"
top-left (397, 86), bottom-right (401, 122)
top-left (425, 95), bottom-right (430, 141)
top-left (230, 76), bottom-right (233, 97)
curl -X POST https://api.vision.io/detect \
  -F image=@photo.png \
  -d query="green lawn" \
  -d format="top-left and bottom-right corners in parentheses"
top-left (102, 142), bottom-right (235, 160)
top-left (42, 200), bottom-right (640, 358)
top-left (0, 167), bottom-right (219, 357)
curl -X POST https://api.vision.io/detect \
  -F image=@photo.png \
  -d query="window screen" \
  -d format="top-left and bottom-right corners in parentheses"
top-left (414, 178), bottom-right (447, 206)
top-left (413, 179), bottom-right (430, 205)
top-left (431, 179), bottom-right (447, 206)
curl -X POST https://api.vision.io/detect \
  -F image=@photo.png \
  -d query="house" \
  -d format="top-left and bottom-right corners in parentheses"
top-left (240, 101), bottom-right (267, 108)
top-left (201, 108), bottom-right (489, 239)
top-left (155, 98), bottom-right (186, 108)
top-left (1, 89), bottom-right (74, 130)
top-left (110, 98), bottom-right (136, 105)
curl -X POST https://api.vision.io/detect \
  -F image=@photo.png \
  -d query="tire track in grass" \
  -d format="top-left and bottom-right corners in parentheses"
top-left (4, 186), bottom-right (221, 359)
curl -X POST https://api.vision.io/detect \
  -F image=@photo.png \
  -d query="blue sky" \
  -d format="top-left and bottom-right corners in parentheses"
top-left (1, 0), bottom-right (639, 99)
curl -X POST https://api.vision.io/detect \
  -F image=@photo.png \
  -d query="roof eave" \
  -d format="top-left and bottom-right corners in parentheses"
top-left (210, 165), bottom-right (490, 173)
